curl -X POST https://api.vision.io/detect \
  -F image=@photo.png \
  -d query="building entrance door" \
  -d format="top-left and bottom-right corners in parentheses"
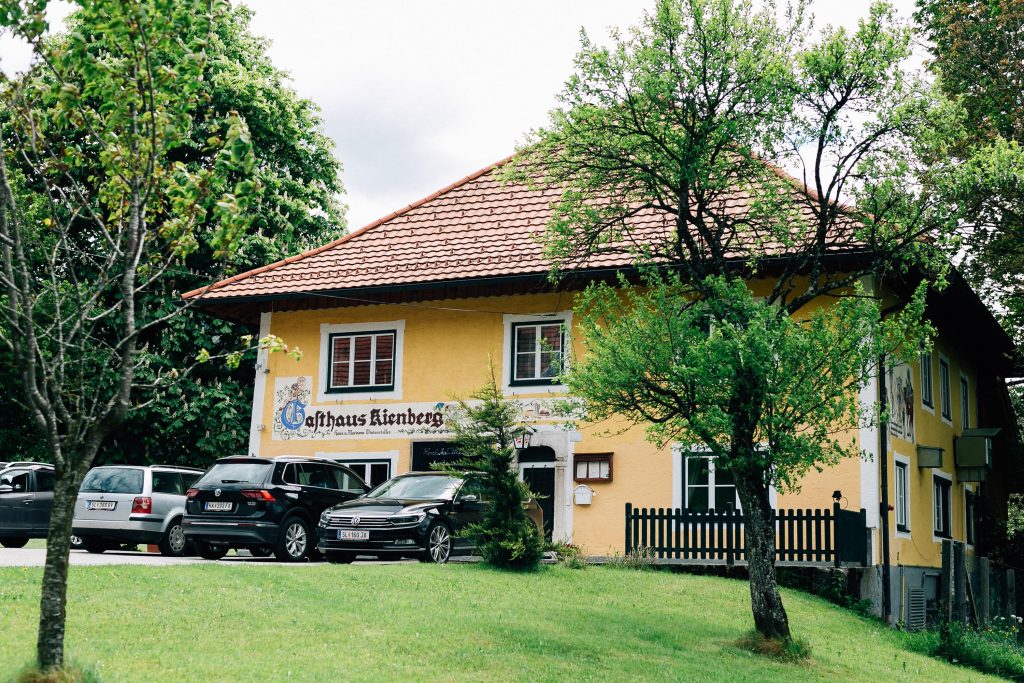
top-left (518, 446), bottom-right (557, 541)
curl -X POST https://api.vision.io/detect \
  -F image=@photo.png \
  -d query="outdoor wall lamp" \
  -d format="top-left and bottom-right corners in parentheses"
top-left (832, 490), bottom-right (842, 503)
top-left (513, 425), bottom-right (536, 450)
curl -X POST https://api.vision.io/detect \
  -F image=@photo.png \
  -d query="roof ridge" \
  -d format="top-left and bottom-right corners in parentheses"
top-left (182, 153), bottom-right (516, 300)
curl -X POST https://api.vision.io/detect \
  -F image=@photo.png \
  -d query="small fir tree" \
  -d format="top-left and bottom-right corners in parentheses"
top-left (444, 371), bottom-right (545, 571)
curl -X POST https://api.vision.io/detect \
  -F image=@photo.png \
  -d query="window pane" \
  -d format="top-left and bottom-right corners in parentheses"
top-left (687, 486), bottom-right (708, 511)
top-left (152, 472), bottom-right (183, 495)
top-left (332, 337), bottom-right (350, 363)
top-left (375, 333), bottom-right (394, 361)
top-left (35, 470), bottom-right (55, 492)
top-left (370, 463), bottom-right (389, 487)
top-left (540, 324), bottom-right (562, 352)
top-left (539, 351), bottom-right (558, 378)
top-left (687, 458), bottom-right (710, 485)
top-left (333, 361), bottom-right (350, 387)
top-left (353, 360), bottom-right (372, 386)
top-left (374, 359), bottom-right (393, 386)
top-left (515, 352), bottom-right (536, 380)
top-left (353, 335), bottom-right (372, 362)
top-left (960, 377), bottom-right (969, 428)
top-left (921, 352), bottom-right (933, 405)
top-left (599, 461), bottom-right (610, 479)
top-left (349, 463), bottom-right (367, 481)
top-left (714, 486), bottom-right (737, 512)
top-left (516, 326), bottom-right (537, 352)
top-left (575, 461), bottom-right (586, 479)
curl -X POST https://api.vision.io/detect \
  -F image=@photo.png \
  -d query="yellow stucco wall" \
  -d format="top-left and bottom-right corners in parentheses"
top-left (248, 288), bottom-right (977, 559)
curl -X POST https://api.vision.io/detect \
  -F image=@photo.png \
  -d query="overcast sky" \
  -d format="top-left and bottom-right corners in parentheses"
top-left (0, 0), bottom-right (922, 231)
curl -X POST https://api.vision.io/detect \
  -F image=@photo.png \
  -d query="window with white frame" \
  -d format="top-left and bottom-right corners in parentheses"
top-left (327, 330), bottom-right (396, 393)
top-left (933, 474), bottom-right (952, 538)
top-left (334, 459), bottom-right (392, 489)
top-left (939, 356), bottom-right (952, 422)
top-left (960, 374), bottom-right (970, 430)
top-left (895, 460), bottom-right (909, 532)
top-left (920, 350), bottom-right (934, 409)
top-left (510, 321), bottom-right (565, 385)
top-left (684, 456), bottom-right (739, 512)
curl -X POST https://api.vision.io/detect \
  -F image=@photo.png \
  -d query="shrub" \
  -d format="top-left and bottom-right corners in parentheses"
top-left (551, 542), bottom-right (589, 569)
top-left (605, 546), bottom-right (657, 570)
top-left (934, 620), bottom-right (1024, 680)
top-left (16, 663), bottom-right (101, 683)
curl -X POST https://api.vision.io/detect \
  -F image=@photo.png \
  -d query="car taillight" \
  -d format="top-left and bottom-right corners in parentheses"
top-left (186, 488), bottom-right (198, 499)
top-left (131, 496), bottom-right (152, 514)
top-left (240, 489), bottom-right (275, 501)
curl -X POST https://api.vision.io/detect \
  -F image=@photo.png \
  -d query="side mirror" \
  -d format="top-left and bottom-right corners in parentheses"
top-left (0, 484), bottom-right (12, 494)
top-left (460, 494), bottom-right (478, 504)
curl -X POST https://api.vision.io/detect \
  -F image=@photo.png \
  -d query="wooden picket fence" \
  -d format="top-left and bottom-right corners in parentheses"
top-left (624, 502), bottom-right (868, 566)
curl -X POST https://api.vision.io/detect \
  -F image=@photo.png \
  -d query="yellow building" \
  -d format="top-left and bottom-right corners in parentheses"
top-left (189, 158), bottom-right (1020, 620)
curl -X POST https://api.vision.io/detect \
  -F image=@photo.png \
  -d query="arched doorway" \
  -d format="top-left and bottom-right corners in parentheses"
top-left (518, 446), bottom-right (556, 541)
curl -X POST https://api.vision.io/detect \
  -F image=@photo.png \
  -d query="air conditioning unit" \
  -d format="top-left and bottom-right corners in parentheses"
top-left (954, 428), bottom-right (1000, 468)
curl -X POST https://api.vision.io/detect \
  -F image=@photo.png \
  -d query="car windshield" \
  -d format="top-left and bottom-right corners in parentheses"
top-left (80, 468), bottom-right (144, 494)
top-left (367, 475), bottom-right (461, 500)
top-left (195, 462), bottom-right (272, 487)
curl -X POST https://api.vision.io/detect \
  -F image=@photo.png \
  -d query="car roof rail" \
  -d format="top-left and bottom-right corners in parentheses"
top-left (151, 464), bottom-right (205, 472)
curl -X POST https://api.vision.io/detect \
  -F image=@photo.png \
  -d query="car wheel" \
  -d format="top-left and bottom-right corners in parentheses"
top-left (83, 538), bottom-right (108, 554)
top-left (194, 541), bottom-right (229, 560)
top-left (248, 545), bottom-right (273, 557)
top-left (70, 535), bottom-right (84, 550)
top-left (274, 517), bottom-right (311, 562)
top-left (326, 551), bottom-right (355, 564)
top-left (421, 522), bottom-right (452, 564)
top-left (0, 537), bottom-right (28, 549)
top-left (158, 518), bottom-right (188, 558)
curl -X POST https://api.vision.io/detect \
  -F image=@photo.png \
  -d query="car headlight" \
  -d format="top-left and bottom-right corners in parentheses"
top-left (389, 512), bottom-right (426, 526)
top-left (319, 510), bottom-right (331, 525)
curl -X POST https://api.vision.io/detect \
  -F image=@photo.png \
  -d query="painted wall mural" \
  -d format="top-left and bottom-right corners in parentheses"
top-left (272, 376), bottom-right (578, 441)
top-left (887, 362), bottom-right (915, 442)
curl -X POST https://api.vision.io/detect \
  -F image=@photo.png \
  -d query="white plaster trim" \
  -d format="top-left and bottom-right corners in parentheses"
top-left (247, 311), bottom-right (272, 457)
top-left (501, 311), bottom-right (571, 396)
top-left (932, 469), bottom-right (953, 544)
top-left (317, 320), bottom-right (405, 402)
top-left (894, 452), bottom-right (911, 539)
top-left (859, 366), bottom-right (880, 532)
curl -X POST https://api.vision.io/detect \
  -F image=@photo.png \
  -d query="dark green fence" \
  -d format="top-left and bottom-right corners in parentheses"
top-left (624, 502), bottom-right (868, 566)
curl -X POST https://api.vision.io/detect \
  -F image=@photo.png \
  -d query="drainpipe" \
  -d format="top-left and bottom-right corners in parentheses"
top-left (878, 351), bottom-right (893, 625)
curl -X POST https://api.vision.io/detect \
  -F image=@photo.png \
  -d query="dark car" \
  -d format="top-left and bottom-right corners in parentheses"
top-left (317, 471), bottom-right (543, 564)
top-left (183, 456), bottom-right (368, 562)
top-left (0, 464), bottom-right (55, 548)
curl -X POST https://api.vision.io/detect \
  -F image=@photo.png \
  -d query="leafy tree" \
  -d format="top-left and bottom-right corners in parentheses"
top-left (444, 371), bottom-right (545, 571)
top-left (512, 0), bottom-right (947, 640)
top-left (0, 0), bottom-right (257, 670)
top-left (916, 0), bottom-right (1024, 348)
top-left (0, 3), bottom-right (344, 469)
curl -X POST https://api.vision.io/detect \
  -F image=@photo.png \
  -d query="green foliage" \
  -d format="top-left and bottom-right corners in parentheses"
top-left (735, 631), bottom-right (812, 663)
top-left (443, 371), bottom-right (545, 571)
top-left (604, 546), bottom-right (658, 570)
top-left (569, 272), bottom-right (929, 492)
top-left (0, 2), bottom-right (343, 469)
top-left (901, 620), bottom-right (1024, 681)
top-left (549, 542), bottom-right (588, 569)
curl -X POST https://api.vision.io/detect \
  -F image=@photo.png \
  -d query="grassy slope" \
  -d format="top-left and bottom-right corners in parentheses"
top-left (0, 564), bottom-right (1000, 682)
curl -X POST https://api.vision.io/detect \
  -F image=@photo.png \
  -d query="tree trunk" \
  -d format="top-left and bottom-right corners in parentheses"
top-left (36, 466), bottom-right (87, 669)
top-left (735, 466), bottom-right (791, 641)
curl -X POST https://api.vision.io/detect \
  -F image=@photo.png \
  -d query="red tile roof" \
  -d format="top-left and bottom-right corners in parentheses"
top-left (183, 156), bottom-right (861, 303)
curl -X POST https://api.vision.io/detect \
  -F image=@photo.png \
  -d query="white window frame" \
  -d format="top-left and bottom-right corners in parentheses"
top-left (938, 354), bottom-right (953, 425)
top-left (959, 372), bottom-right (971, 431)
top-left (932, 470), bottom-right (953, 543)
top-left (964, 483), bottom-right (977, 547)
top-left (502, 312), bottom-right (571, 395)
top-left (670, 446), bottom-right (778, 511)
top-left (919, 350), bottom-right (934, 414)
top-left (318, 321), bottom-right (405, 402)
top-left (315, 450), bottom-right (398, 490)
top-left (894, 454), bottom-right (911, 538)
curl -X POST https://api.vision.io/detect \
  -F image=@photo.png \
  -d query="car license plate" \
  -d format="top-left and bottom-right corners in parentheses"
top-left (204, 501), bottom-right (233, 512)
top-left (338, 530), bottom-right (369, 541)
top-left (87, 501), bottom-right (115, 511)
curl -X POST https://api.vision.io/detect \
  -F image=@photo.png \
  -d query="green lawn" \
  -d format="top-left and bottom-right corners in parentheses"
top-left (0, 564), bottom-right (1000, 682)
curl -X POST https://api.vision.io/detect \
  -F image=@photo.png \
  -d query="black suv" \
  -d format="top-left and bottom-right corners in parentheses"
top-left (183, 456), bottom-right (368, 562)
top-left (0, 463), bottom-right (55, 548)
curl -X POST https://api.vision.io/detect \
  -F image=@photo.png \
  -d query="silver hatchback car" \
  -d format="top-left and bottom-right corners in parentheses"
top-left (72, 465), bottom-right (203, 557)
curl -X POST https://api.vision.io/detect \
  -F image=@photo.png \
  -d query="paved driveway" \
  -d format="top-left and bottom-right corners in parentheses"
top-left (0, 547), bottom-right (415, 567)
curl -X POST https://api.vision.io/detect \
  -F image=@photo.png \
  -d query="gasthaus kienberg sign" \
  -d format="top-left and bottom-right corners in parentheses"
top-left (272, 376), bottom-right (575, 441)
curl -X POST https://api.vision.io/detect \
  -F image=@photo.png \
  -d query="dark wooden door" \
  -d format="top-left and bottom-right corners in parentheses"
top-left (521, 467), bottom-right (555, 541)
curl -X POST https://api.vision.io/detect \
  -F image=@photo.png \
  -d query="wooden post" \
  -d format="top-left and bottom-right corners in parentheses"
top-left (725, 509), bottom-right (735, 566)
top-left (1008, 569), bottom-right (1016, 618)
top-left (941, 539), bottom-right (953, 622)
top-left (625, 503), bottom-right (632, 554)
top-left (832, 501), bottom-right (841, 568)
top-left (954, 542), bottom-right (967, 624)
top-left (979, 557), bottom-right (990, 628)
